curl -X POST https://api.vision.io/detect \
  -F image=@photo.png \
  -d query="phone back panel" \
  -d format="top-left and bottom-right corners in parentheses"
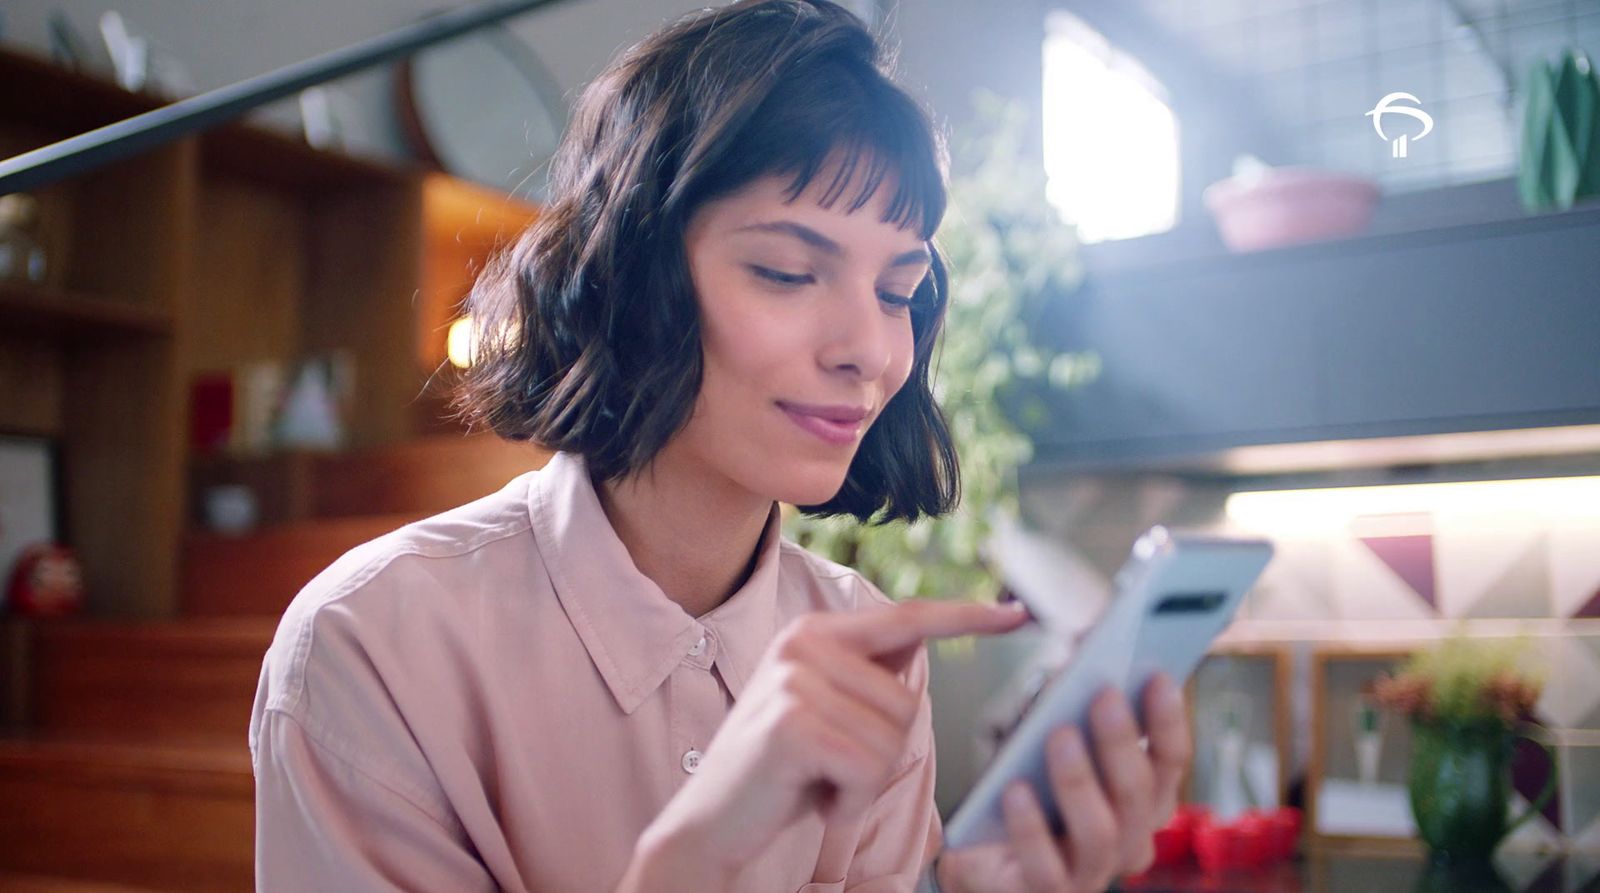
top-left (943, 529), bottom-right (1273, 848)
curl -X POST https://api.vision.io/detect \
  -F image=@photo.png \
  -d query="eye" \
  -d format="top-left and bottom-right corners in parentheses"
top-left (751, 264), bottom-right (920, 311)
top-left (749, 265), bottom-right (813, 287)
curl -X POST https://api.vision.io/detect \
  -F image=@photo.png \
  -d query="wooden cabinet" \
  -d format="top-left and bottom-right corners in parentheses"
top-left (1, 53), bottom-right (196, 618)
top-left (0, 49), bottom-right (535, 617)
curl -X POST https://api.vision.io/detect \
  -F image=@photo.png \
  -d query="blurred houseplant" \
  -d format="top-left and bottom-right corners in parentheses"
top-left (782, 96), bottom-right (1100, 603)
top-left (1368, 635), bottom-right (1554, 868)
top-left (1519, 49), bottom-right (1600, 212)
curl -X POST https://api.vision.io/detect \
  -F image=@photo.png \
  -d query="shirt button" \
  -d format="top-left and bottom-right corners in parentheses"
top-left (688, 635), bottom-right (707, 657)
top-left (681, 749), bottom-right (703, 774)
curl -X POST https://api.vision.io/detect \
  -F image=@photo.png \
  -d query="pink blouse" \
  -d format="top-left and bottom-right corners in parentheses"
top-left (249, 450), bottom-right (941, 892)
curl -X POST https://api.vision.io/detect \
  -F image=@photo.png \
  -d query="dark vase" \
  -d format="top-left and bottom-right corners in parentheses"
top-left (1412, 859), bottom-right (1511, 893)
top-left (1407, 718), bottom-right (1555, 868)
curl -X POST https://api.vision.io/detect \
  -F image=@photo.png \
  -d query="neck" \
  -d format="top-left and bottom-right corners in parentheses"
top-left (595, 447), bottom-right (775, 618)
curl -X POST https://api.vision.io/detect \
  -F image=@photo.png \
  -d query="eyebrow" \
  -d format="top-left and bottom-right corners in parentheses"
top-left (734, 220), bottom-right (931, 268)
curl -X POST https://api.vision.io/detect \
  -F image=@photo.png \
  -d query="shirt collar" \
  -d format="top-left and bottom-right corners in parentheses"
top-left (528, 451), bottom-right (782, 715)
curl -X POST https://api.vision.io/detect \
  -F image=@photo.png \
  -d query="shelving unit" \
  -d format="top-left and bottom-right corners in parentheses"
top-left (0, 46), bottom-right (444, 617)
top-left (0, 282), bottom-right (174, 338)
top-left (0, 46), bottom-right (547, 890)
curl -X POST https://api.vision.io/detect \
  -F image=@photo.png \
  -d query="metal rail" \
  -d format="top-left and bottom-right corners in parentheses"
top-left (0, 0), bottom-right (571, 194)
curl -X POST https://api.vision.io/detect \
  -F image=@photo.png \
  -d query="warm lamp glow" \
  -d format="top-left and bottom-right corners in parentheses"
top-left (447, 316), bottom-right (476, 368)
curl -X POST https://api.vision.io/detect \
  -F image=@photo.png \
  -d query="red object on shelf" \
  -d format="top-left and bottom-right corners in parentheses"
top-left (1152, 822), bottom-right (1193, 867)
top-left (4, 542), bottom-right (84, 617)
top-left (1235, 813), bottom-right (1273, 868)
top-left (1191, 808), bottom-right (1296, 874)
top-left (1266, 806), bottom-right (1302, 861)
top-left (1193, 819), bottom-right (1235, 874)
top-left (1124, 803), bottom-right (1208, 885)
top-left (189, 372), bottom-right (234, 455)
top-left (1177, 803), bottom-right (1212, 828)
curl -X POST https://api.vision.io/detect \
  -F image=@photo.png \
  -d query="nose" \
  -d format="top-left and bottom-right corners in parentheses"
top-left (817, 278), bottom-right (897, 382)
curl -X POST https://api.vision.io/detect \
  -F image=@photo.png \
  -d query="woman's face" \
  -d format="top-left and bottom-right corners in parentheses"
top-left (674, 165), bottom-right (933, 508)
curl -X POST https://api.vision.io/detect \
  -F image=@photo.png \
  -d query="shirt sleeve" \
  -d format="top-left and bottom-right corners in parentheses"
top-left (249, 557), bottom-right (500, 893)
top-left (253, 708), bottom-right (498, 893)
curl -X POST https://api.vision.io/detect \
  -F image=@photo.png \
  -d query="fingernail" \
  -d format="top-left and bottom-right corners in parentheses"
top-left (1153, 674), bottom-right (1183, 711)
top-left (991, 601), bottom-right (1031, 623)
top-left (1004, 783), bottom-right (1031, 814)
top-left (1095, 689), bottom-right (1135, 732)
top-left (1054, 727), bottom-right (1086, 766)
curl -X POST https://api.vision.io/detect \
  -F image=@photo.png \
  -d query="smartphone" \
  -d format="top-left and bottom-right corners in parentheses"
top-left (943, 525), bottom-right (1274, 849)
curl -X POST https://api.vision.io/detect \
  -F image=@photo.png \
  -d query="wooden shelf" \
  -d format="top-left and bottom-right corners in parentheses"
top-left (0, 47), bottom-right (495, 616)
top-left (0, 282), bottom-right (173, 338)
top-left (188, 433), bottom-right (548, 526)
top-left (0, 46), bottom-right (461, 889)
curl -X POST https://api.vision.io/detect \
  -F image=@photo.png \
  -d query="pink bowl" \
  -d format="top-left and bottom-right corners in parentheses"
top-left (1203, 167), bottom-right (1380, 252)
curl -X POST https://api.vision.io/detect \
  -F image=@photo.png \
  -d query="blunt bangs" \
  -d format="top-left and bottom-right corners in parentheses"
top-left (665, 11), bottom-right (947, 243)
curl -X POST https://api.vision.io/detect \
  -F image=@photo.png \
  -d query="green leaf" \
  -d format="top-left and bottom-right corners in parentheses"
top-left (1572, 51), bottom-right (1600, 197)
top-left (1561, 52), bottom-right (1597, 192)
top-left (1521, 59), bottom-right (1557, 210)
top-left (1551, 51), bottom-right (1588, 206)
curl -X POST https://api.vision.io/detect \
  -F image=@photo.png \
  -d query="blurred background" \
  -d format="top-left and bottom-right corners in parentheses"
top-left (0, 0), bottom-right (1597, 890)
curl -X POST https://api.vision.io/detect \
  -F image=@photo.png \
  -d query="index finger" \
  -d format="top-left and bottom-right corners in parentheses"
top-left (826, 599), bottom-right (1029, 657)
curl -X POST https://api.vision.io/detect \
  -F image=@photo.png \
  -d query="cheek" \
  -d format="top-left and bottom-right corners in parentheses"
top-left (695, 281), bottom-right (808, 397)
top-left (884, 322), bottom-right (917, 398)
top-left (703, 317), bottom-right (802, 386)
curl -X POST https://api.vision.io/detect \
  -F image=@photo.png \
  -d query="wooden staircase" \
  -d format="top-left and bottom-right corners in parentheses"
top-left (0, 435), bottom-right (549, 891)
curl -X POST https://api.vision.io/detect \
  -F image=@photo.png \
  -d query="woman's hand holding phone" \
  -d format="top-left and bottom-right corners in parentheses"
top-left (936, 676), bottom-right (1192, 893)
top-left (617, 599), bottom-right (1030, 893)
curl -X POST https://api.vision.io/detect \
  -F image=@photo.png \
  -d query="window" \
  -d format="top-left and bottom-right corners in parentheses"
top-left (1042, 12), bottom-right (1180, 243)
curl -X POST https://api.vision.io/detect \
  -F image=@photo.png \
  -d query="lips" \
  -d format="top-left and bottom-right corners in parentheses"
top-left (778, 401), bottom-right (870, 446)
top-left (776, 401), bottom-right (870, 423)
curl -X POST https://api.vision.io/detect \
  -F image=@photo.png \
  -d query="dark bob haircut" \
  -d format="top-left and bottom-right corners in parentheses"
top-left (453, 0), bottom-right (959, 525)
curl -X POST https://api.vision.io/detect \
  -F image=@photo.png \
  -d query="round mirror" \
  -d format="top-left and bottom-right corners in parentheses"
top-left (398, 22), bottom-right (565, 201)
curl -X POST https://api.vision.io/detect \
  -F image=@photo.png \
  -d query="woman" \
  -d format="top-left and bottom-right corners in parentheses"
top-left (249, 1), bottom-right (1190, 891)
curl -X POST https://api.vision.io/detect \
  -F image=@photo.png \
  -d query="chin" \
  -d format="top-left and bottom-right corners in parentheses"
top-left (764, 459), bottom-right (852, 507)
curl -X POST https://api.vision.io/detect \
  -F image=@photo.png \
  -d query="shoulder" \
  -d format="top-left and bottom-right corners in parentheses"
top-left (254, 473), bottom-right (540, 719)
top-left (776, 537), bottom-right (895, 612)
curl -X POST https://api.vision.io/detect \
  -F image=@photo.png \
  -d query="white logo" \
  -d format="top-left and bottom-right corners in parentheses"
top-left (1366, 92), bottom-right (1434, 158)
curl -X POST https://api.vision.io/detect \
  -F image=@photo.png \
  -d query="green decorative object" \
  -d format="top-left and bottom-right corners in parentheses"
top-left (1369, 635), bottom-right (1555, 868)
top-left (1518, 49), bottom-right (1600, 212)
top-left (783, 95), bottom-right (1098, 602)
top-left (1407, 718), bottom-right (1554, 868)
